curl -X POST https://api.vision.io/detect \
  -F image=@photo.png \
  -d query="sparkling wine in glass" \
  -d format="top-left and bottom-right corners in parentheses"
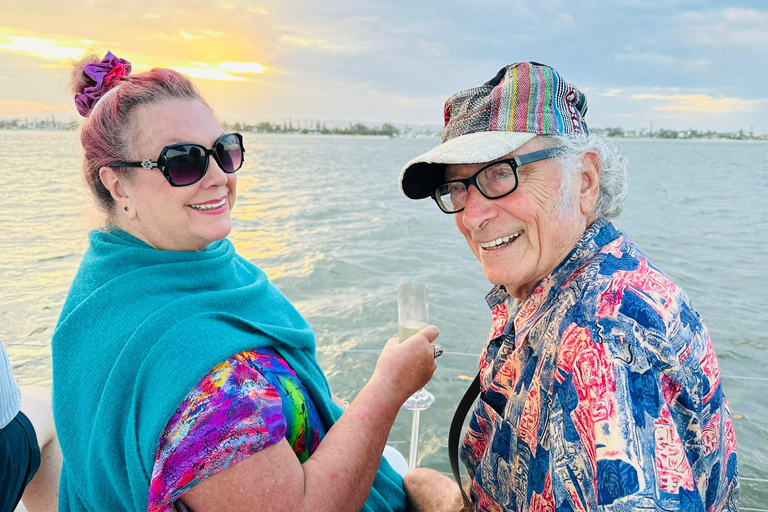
top-left (397, 282), bottom-right (435, 410)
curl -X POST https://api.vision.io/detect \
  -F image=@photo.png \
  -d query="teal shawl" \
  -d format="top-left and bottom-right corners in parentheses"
top-left (52, 229), bottom-right (405, 512)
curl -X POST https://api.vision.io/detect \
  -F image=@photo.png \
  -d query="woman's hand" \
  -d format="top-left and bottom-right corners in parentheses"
top-left (182, 326), bottom-right (440, 512)
top-left (372, 325), bottom-right (439, 404)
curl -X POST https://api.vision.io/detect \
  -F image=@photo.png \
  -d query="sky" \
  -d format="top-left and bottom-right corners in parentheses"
top-left (1, 0), bottom-right (767, 133)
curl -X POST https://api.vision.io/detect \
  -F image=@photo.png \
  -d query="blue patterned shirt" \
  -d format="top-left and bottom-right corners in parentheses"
top-left (459, 219), bottom-right (739, 511)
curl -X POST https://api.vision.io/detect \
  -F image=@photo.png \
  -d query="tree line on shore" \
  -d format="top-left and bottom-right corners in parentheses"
top-left (594, 126), bottom-right (766, 140)
top-left (0, 117), bottom-right (404, 136)
top-left (2, 117), bottom-right (766, 141)
top-left (222, 120), bottom-right (401, 137)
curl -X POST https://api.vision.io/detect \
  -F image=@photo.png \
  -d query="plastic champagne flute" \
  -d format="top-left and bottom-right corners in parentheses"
top-left (397, 282), bottom-right (435, 410)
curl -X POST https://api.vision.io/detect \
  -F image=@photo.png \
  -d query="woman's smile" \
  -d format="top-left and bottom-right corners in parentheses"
top-left (188, 197), bottom-right (228, 214)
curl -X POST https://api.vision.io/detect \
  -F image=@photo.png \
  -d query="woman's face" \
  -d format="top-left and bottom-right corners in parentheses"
top-left (117, 98), bottom-right (238, 251)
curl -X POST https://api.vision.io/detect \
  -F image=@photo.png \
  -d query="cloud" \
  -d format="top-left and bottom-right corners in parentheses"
top-left (0, 28), bottom-right (90, 62)
top-left (631, 93), bottom-right (766, 113)
top-left (177, 29), bottom-right (225, 40)
top-left (172, 61), bottom-right (269, 81)
top-left (219, 62), bottom-right (268, 74)
top-left (278, 35), bottom-right (362, 53)
top-left (681, 8), bottom-right (768, 47)
top-left (280, 36), bottom-right (324, 47)
top-left (615, 51), bottom-right (676, 65)
top-left (613, 48), bottom-right (710, 70)
top-left (0, 26), bottom-right (271, 82)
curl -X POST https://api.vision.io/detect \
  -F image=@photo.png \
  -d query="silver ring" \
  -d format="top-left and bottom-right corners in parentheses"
top-left (433, 344), bottom-right (443, 359)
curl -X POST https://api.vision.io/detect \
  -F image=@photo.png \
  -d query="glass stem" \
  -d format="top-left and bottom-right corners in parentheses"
top-left (408, 408), bottom-right (421, 470)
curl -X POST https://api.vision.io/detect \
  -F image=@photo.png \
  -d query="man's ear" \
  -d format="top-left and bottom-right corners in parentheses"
top-left (579, 151), bottom-right (601, 217)
top-left (99, 166), bottom-right (132, 214)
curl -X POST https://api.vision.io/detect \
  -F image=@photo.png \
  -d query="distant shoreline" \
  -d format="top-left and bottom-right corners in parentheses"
top-left (0, 128), bottom-right (437, 139)
top-left (3, 128), bottom-right (768, 143)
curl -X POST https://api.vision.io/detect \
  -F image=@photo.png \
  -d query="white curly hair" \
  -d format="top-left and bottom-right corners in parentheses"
top-left (539, 133), bottom-right (630, 220)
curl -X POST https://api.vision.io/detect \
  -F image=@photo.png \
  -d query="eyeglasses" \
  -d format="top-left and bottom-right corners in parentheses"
top-left (431, 147), bottom-right (564, 213)
top-left (110, 132), bottom-right (245, 187)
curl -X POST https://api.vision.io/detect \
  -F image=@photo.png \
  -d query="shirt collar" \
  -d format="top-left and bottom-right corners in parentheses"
top-left (485, 218), bottom-right (621, 327)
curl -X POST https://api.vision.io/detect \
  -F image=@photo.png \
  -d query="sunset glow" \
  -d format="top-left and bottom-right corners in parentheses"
top-left (0, 28), bottom-right (90, 62)
top-left (172, 61), bottom-right (269, 81)
top-left (631, 93), bottom-right (766, 113)
top-left (0, 2), bottom-right (766, 131)
top-left (0, 25), bottom-right (271, 85)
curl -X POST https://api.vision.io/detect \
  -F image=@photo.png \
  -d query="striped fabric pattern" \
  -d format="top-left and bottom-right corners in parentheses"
top-left (400, 61), bottom-right (590, 200)
top-left (442, 61), bottom-right (588, 144)
top-left (0, 340), bottom-right (22, 429)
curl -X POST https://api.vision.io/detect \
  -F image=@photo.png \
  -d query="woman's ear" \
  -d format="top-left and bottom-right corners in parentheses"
top-left (99, 167), bottom-right (133, 216)
top-left (579, 151), bottom-right (601, 217)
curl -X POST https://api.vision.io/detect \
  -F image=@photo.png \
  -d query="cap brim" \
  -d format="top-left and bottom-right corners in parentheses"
top-left (399, 131), bottom-right (537, 199)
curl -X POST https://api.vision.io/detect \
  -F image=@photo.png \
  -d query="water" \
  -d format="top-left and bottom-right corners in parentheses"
top-left (2, 132), bottom-right (766, 509)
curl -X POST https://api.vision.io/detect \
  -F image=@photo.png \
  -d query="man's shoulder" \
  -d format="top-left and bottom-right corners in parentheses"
top-left (571, 237), bottom-right (694, 330)
top-left (573, 243), bottom-right (718, 394)
top-left (563, 237), bottom-right (705, 361)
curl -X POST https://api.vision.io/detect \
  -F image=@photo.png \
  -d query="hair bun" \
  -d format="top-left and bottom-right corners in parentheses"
top-left (73, 51), bottom-right (132, 117)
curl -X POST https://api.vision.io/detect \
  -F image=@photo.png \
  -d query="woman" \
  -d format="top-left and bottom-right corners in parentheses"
top-left (52, 51), bottom-right (439, 512)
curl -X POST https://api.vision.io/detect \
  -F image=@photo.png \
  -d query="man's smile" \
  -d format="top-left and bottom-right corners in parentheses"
top-left (479, 230), bottom-right (523, 250)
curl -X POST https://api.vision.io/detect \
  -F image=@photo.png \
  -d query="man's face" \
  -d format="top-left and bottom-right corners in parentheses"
top-left (447, 137), bottom-right (592, 299)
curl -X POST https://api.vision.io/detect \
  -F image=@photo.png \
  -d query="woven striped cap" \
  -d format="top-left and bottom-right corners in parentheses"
top-left (400, 61), bottom-right (589, 199)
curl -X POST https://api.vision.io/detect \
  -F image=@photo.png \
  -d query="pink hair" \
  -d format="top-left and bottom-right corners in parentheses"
top-left (72, 59), bottom-right (209, 213)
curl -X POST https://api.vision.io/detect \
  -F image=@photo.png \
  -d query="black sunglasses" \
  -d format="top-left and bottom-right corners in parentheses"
top-left (110, 132), bottom-right (245, 187)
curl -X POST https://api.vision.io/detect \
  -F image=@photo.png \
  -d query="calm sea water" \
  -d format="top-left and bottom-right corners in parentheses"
top-left (2, 132), bottom-right (766, 508)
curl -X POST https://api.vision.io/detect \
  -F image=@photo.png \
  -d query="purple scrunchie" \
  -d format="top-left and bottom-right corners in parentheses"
top-left (74, 51), bottom-right (132, 117)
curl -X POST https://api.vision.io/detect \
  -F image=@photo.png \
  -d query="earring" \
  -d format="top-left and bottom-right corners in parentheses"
top-left (124, 206), bottom-right (128, 212)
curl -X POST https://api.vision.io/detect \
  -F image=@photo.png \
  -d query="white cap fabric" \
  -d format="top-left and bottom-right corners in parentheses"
top-left (399, 131), bottom-right (536, 199)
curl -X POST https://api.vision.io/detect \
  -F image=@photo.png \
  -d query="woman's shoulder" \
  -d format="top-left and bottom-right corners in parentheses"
top-left (149, 348), bottom-right (289, 512)
top-left (232, 347), bottom-right (300, 378)
top-left (163, 347), bottom-right (288, 437)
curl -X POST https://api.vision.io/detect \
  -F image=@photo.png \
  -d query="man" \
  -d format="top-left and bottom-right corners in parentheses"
top-left (0, 340), bottom-right (61, 512)
top-left (399, 62), bottom-right (738, 511)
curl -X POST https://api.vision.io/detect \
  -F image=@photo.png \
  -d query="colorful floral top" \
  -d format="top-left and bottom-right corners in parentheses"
top-left (460, 219), bottom-right (739, 512)
top-left (148, 347), bottom-right (326, 512)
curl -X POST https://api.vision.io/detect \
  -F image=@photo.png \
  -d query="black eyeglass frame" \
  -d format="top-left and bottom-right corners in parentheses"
top-left (431, 146), bottom-right (565, 214)
top-left (110, 132), bottom-right (245, 187)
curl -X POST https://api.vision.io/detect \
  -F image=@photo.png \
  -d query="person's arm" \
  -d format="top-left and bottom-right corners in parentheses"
top-left (182, 326), bottom-right (439, 512)
top-left (404, 468), bottom-right (469, 512)
top-left (19, 386), bottom-right (62, 512)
